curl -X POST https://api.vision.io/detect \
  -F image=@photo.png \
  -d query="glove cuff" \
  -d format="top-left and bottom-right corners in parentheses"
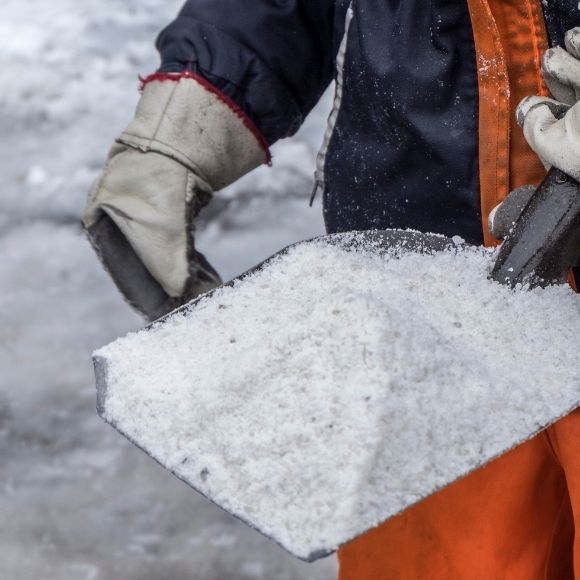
top-left (118, 72), bottom-right (270, 190)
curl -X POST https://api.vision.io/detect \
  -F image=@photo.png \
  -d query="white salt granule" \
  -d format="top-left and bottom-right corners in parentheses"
top-left (95, 235), bottom-right (580, 560)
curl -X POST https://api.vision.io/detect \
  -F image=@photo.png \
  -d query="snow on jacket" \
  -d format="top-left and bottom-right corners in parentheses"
top-left (156, 1), bottom-right (580, 246)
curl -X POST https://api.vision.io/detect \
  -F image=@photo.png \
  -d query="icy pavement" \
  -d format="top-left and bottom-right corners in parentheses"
top-left (0, 1), bottom-right (334, 578)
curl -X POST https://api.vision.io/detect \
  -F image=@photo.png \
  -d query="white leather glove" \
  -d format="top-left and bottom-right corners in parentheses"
top-left (491, 28), bottom-right (580, 240)
top-left (542, 28), bottom-right (580, 105)
top-left (84, 75), bottom-right (268, 320)
top-left (517, 28), bottom-right (580, 181)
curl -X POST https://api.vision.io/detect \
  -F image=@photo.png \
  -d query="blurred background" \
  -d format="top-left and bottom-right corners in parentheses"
top-left (0, 1), bottom-right (335, 578)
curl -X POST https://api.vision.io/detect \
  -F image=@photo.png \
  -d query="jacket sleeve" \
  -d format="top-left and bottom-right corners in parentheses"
top-left (156, 0), bottom-right (339, 144)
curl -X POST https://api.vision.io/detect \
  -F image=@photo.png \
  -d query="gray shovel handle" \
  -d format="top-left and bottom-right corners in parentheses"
top-left (490, 167), bottom-right (580, 287)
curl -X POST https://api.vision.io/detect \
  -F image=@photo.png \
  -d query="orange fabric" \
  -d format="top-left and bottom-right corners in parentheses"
top-left (338, 423), bottom-right (576, 579)
top-left (489, 0), bottom-right (549, 192)
top-left (338, 2), bottom-right (580, 579)
top-left (469, 0), bottom-right (548, 246)
top-left (499, 0), bottom-right (549, 192)
top-left (567, 269), bottom-right (579, 292)
top-left (467, 0), bottom-right (510, 247)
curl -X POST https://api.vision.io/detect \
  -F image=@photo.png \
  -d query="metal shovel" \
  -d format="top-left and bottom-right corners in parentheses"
top-left (93, 163), bottom-right (580, 561)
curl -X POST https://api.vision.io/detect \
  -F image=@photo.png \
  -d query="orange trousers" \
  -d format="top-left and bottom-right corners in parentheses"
top-left (337, 1), bottom-right (577, 577)
top-left (338, 410), bottom-right (580, 579)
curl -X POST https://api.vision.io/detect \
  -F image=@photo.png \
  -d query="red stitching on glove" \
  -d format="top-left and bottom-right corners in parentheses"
top-left (139, 71), bottom-right (272, 166)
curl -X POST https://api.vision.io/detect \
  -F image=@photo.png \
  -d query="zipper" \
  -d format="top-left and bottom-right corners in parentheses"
top-left (311, 3), bottom-right (354, 206)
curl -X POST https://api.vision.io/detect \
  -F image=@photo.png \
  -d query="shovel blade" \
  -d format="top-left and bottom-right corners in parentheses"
top-left (94, 229), bottom-right (580, 561)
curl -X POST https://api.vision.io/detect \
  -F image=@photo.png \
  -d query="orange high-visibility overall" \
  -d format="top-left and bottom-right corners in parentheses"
top-left (338, 0), bottom-right (580, 577)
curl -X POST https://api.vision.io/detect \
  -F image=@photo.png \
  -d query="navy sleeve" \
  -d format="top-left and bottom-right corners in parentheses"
top-left (156, 0), bottom-right (340, 144)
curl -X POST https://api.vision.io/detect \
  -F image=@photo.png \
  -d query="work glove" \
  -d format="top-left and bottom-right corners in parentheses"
top-left (490, 28), bottom-right (580, 239)
top-left (517, 27), bottom-right (580, 181)
top-left (84, 74), bottom-right (268, 320)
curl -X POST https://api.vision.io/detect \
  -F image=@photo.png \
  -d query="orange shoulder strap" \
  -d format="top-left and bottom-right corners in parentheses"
top-left (466, 0), bottom-right (549, 247)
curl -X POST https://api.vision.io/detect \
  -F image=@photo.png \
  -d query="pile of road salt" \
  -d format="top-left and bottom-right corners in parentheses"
top-left (95, 234), bottom-right (580, 560)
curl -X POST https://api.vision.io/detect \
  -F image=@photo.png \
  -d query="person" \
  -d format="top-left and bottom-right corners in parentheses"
top-left (83, 1), bottom-right (580, 577)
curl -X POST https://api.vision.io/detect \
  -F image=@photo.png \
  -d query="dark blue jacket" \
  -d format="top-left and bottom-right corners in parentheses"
top-left (157, 1), bottom-right (579, 245)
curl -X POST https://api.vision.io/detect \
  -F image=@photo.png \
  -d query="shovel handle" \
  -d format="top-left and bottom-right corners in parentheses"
top-left (490, 166), bottom-right (580, 287)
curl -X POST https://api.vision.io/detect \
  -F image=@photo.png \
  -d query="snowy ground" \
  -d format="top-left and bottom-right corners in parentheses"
top-left (0, 1), bottom-right (335, 578)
